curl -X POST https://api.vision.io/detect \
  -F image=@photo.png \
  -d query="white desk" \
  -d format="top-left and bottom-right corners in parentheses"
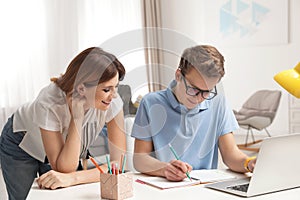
top-left (27, 171), bottom-right (300, 200)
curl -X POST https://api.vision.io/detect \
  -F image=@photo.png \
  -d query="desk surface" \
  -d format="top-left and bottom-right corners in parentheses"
top-left (27, 170), bottom-right (300, 200)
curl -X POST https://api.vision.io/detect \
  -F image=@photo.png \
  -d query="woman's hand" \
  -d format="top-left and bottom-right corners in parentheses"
top-left (66, 92), bottom-right (86, 120)
top-left (163, 160), bottom-right (193, 181)
top-left (37, 170), bottom-right (75, 190)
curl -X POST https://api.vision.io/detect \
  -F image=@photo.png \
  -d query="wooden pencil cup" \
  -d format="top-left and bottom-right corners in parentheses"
top-left (100, 172), bottom-right (133, 199)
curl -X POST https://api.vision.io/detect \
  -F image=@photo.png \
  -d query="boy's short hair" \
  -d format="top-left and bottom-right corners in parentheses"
top-left (179, 45), bottom-right (225, 80)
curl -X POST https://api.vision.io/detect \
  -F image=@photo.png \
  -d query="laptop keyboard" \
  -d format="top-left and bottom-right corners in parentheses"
top-left (227, 183), bottom-right (249, 192)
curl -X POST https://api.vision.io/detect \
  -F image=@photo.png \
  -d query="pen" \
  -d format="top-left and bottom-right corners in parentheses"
top-left (115, 163), bottom-right (119, 175)
top-left (119, 154), bottom-right (124, 173)
top-left (106, 155), bottom-right (112, 174)
top-left (111, 163), bottom-right (116, 175)
top-left (168, 143), bottom-right (192, 181)
top-left (121, 154), bottom-right (126, 173)
top-left (89, 156), bottom-right (104, 173)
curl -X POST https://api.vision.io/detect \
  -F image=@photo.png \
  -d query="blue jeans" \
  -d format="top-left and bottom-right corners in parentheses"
top-left (0, 115), bottom-right (51, 200)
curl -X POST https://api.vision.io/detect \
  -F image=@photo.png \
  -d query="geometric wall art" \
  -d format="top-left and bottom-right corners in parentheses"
top-left (203, 0), bottom-right (288, 46)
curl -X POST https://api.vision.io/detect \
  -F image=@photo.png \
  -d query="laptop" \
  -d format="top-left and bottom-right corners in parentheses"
top-left (205, 133), bottom-right (300, 197)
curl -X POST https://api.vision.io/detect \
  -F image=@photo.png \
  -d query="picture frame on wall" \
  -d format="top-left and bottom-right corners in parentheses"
top-left (202, 0), bottom-right (289, 46)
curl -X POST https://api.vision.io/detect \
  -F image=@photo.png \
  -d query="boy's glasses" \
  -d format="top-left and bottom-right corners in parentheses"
top-left (181, 74), bottom-right (217, 100)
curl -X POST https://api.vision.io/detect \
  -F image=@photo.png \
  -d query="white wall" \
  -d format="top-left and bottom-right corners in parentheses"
top-left (160, 0), bottom-right (300, 135)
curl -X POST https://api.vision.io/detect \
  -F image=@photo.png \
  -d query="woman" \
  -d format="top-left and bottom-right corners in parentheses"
top-left (0, 47), bottom-right (127, 199)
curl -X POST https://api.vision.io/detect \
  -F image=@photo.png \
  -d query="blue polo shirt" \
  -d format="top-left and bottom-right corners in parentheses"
top-left (131, 80), bottom-right (239, 170)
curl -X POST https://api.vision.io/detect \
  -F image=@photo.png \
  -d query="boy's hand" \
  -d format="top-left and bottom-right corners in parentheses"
top-left (163, 160), bottom-right (192, 181)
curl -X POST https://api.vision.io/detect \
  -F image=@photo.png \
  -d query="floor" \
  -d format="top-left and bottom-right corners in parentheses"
top-left (0, 133), bottom-right (264, 199)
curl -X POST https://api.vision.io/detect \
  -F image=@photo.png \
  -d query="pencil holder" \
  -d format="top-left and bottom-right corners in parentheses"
top-left (100, 172), bottom-right (133, 199)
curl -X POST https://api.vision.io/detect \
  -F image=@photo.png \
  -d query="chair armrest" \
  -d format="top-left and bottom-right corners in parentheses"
top-left (124, 116), bottom-right (136, 172)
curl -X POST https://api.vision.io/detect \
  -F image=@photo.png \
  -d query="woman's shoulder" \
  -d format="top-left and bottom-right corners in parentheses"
top-left (35, 83), bottom-right (66, 106)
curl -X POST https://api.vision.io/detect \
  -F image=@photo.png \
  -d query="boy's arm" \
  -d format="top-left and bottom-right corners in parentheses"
top-left (133, 139), bottom-right (191, 181)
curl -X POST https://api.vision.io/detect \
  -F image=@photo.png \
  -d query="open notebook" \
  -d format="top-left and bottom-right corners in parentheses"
top-left (136, 169), bottom-right (236, 189)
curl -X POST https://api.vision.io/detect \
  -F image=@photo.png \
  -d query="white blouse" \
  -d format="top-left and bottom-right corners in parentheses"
top-left (13, 83), bottom-right (123, 162)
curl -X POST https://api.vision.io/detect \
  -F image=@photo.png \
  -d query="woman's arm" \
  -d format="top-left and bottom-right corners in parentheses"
top-left (40, 117), bottom-right (83, 173)
top-left (37, 164), bottom-right (109, 190)
top-left (106, 110), bottom-right (127, 163)
top-left (37, 111), bottom-right (126, 190)
top-left (41, 94), bottom-right (86, 173)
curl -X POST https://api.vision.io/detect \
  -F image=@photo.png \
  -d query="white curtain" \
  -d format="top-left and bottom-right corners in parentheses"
top-left (0, 0), bottom-right (49, 130)
top-left (77, 0), bottom-right (142, 49)
top-left (0, 0), bottom-right (142, 130)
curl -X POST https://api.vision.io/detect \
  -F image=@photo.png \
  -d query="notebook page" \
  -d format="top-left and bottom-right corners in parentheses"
top-left (136, 176), bottom-right (201, 189)
top-left (189, 169), bottom-right (236, 183)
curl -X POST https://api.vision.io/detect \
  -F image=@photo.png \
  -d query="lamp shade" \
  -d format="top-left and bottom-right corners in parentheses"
top-left (274, 62), bottom-right (300, 98)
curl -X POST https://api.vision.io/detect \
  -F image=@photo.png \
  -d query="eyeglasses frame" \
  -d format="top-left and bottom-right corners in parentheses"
top-left (181, 73), bottom-right (217, 100)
